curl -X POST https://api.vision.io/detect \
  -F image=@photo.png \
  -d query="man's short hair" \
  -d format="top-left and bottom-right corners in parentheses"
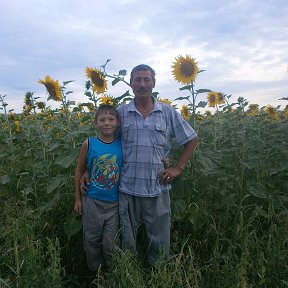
top-left (130, 64), bottom-right (156, 83)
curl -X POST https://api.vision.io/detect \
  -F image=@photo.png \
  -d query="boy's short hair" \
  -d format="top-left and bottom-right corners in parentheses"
top-left (94, 104), bottom-right (119, 122)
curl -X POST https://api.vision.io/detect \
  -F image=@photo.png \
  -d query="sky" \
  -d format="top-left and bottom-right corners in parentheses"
top-left (0, 0), bottom-right (287, 113)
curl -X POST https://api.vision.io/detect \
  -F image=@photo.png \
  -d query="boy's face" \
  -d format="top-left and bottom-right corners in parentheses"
top-left (95, 112), bottom-right (119, 137)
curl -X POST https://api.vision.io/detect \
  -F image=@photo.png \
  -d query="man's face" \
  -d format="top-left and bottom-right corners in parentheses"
top-left (130, 70), bottom-right (155, 100)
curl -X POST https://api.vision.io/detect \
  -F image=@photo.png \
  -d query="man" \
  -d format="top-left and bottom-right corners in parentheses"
top-left (117, 64), bottom-right (199, 265)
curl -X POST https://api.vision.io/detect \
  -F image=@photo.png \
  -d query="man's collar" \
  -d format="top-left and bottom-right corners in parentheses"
top-left (127, 96), bottom-right (162, 112)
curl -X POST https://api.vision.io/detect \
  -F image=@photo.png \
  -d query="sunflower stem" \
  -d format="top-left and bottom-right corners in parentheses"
top-left (190, 82), bottom-right (196, 128)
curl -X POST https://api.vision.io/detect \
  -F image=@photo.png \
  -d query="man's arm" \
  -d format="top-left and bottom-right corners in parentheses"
top-left (160, 136), bottom-right (199, 185)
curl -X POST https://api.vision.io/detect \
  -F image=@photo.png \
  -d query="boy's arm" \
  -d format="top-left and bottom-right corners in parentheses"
top-left (74, 140), bottom-right (88, 215)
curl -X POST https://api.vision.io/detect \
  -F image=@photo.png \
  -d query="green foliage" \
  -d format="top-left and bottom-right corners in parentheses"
top-left (0, 108), bottom-right (288, 287)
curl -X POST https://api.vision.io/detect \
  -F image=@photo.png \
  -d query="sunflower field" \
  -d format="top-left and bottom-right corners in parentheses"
top-left (1, 56), bottom-right (288, 288)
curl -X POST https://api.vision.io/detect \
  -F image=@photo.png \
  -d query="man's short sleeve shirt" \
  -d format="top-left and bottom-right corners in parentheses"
top-left (117, 98), bottom-right (198, 197)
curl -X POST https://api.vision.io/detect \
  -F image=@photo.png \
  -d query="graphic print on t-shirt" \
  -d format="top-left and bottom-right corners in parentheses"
top-left (90, 154), bottom-right (120, 191)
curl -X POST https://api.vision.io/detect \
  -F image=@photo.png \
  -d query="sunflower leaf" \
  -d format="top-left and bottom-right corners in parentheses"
top-left (152, 92), bottom-right (159, 97)
top-left (174, 96), bottom-right (190, 101)
top-left (119, 90), bottom-right (131, 98)
top-left (196, 89), bottom-right (212, 94)
top-left (67, 100), bottom-right (75, 106)
top-left (196, 101), bottom-right (207, 108)
top-left (47, 175), bottom-right (66, 193)
top-left (118, 70), bottom-right (127, 76)
top-left (279, 97), bottom-right (288, 100)
top-left (80, 102), bottom-right (92, 106)
top-left (179, 85), bottom-right (193, 91)
top-left (55, 148), bottom-right (79, 168)
top-left (64, 213), bottom-right (82, 241)
top-left (247, 184), bottom-right (268, 199)
top-left (0, 175), bottom-right (11, 185)
top-left (63, 80), bottom-right (75, 86)
top-left (112, 78), bottom-right (121, 86)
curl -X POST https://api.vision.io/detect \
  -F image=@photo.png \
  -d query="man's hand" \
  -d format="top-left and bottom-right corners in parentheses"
top-left (80, 170), bottom-right (89, 196)
top-left (160, 166), bottom-right (182, 185)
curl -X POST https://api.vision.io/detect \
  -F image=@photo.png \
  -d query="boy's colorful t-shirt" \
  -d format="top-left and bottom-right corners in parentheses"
top-left (86, 137), bottom-right (122, 201)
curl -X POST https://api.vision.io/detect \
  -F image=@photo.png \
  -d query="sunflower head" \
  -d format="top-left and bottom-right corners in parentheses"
top-left (24, 92), bottom-right (34, 106)
top-left (171, 55), bottom-right (199, 84)
top-left (180, 105), bottom-right (191, 121)
top-left (36, 101), bottom-right (46, 110)
top-left (8, 112), bottom-right (17, 121)
top-left (85, 67), bottom-right (107, 94)
top-left (14, 120), bottom-right (22, 132)
top-left (264, 105), bottom-right (276, 116)
top-left (264, 105), bottom-right (280, 121)
top-left (158, 98), bottom-right (172, 105)
top-left (247, 104), bottom-right (259, 116)
top-left (207, 92), bottom-right (218, 107)
top-left (204, 110), bottom-right (212, 117)
top-left (217, 92), bottom-right (225, 105)
top-left (284, 105), bottom-right (288, 120)
top-left (38, 75), bottom-right (62, 101)
top-left (99, 95), bottom-right (114, 106)
top-left (87, 102), bottom-right (95, 113)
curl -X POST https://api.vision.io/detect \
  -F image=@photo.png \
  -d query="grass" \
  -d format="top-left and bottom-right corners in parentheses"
top-left (1, 110), bottom-right (288, 287)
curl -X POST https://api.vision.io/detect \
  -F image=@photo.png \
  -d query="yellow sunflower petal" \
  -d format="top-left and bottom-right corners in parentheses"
top-left (171, 55), bottom-right (199, 84)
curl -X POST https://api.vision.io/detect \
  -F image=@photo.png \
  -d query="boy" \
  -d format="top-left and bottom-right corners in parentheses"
top-left (74, 104), bottom-right (122, 272)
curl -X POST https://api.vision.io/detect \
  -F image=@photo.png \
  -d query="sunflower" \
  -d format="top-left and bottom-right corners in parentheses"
top-left (158, 98), bottom-right (172, 105)
top-left (24, 92), bottom-right (34, 106)
top-left (87, 102), bottom-right (95, 113)
top-left (217, 92), bottom-right (225, 105)
top-left (36, 101), bottom-right (46, 110)
top-left (247, 104), bottom-right (259, 116)
top-left (264, 105), bottom-right (280, 121)
top-left (204, 110), bottom-right (212, 116)
top-left (23, 104), bottom-right (33, 115)
top-left (38, 75), bottom-right (62, 101)
top-left (181, 105), bottom-right (191, 121)
top-left (77, 102), bottom-right (84, 111)
top-left (14, 121), bottom-right (22, 132)
top-left (85, 67), bottom-right (107, 94)
top-left (264, 105), bottom-right (276, 116)
top-left (207, 92), bottom-right (218, 107)
top-left (171, 55), bottom-right (199, 84)
top-left (284, 105), bottom-right (288, 120)
top-left (100, 95), bottom-right (114, 106)
top-left (8, 112), bottom-right (17, 121)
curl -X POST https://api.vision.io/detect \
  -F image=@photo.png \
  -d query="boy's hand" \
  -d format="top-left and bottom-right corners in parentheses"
top-left (161, 156), bottom-right (170, 169)
top-left (74, 199), bottom-right (82, 215)
top-left (80, 170), bottom-right (89, 196)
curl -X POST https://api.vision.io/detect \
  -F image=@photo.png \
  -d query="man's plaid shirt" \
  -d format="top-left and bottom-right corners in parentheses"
top-left (117, 98), bottom-right (198, 197)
